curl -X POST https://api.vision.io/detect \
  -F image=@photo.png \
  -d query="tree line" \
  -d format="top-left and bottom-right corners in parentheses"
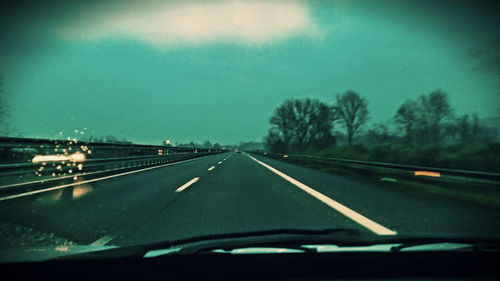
top-left (265, 89), bottom-right (498, 153)
top-left (175, 140), bottom-right (222, 149)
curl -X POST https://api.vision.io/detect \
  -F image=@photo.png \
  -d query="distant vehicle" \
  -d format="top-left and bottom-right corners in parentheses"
top-left (236, 149), bottom-right (241, 153)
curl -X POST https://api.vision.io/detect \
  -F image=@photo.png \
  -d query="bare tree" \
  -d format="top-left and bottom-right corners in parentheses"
top-left (468, 114), bottom-right (499, 143)
top-left (417, 90), bottom-right (452, 145)
top-left (105, 135), bottom-right (118, 143)
top-left (0, 104), bottom-right (4, 125)
top-left (202, 140), bottom-right (212, 148)
top-left (291, 99), bottom-right (312, 151)
top-left (334, 90), bottom-right (369, 146)
top-left (367, 123), bottom-right (391, 145)
top-left (456, 114), bottom-right (471, 144)
top-left (309, 101), bottom-right (338, 148)
top-left (269, 100), bottom-right (296, 151)
top-left (264, 128), bottom-right (286, 152)
top-left (266, 98), bottom-right (337, 152)
top-left (292, 98), bottom-right (338, 150)
top-left (471, 113), bottom-right (480, 142)
top-left (394, 100), bottom-right (418, 144)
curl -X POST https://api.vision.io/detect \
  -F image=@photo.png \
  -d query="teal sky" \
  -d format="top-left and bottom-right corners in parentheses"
top-left (1, 0), bottom-right (499, 145)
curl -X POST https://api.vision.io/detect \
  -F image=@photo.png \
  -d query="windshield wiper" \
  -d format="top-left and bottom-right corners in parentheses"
top-left (142, 232), bottom-right (500, 257)
top-left (50, 230), bottom-right (500, 260)
top-left (142, 228), bottom-right (364, 257)
top-left (389, 240), bottom-right (500, 252)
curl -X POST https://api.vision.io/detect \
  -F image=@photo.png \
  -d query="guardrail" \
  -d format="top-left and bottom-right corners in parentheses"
top-left (0, 137), bottom-right (225, 187)
top-left (0, 136), bottom-right (217, 162)
top-left (249, 151), bottom-right (500, 185)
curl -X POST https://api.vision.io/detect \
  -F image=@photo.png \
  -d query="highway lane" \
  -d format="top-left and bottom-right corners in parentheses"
top-left (118, 152), bottom-right (377, 246)
top-left (248, 154), bottom-right (500, 237)
top-left (0, 153), bottom-right (233, 245)
top-left (0, 151), bottom-right (499, 249)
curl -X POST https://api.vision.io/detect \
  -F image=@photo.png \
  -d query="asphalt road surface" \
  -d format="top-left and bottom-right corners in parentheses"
top-left (0, 152), bottom-right (499, 248)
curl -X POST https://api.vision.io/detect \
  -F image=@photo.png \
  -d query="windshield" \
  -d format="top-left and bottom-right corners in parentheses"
top-left (0, 0), bottom-right (499, 261)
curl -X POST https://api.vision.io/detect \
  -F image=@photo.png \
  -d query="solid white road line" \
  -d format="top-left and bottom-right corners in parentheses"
top-left (245, 154), bottom-right (397, 236)
top-left (90, 234), bottom-right (116, 246)
top-left (208, 166), bottom-right (215, 171)
top-left (175, 177), bottom-right (200, 193)
top-left (0, 157), bottom-right (204, 202)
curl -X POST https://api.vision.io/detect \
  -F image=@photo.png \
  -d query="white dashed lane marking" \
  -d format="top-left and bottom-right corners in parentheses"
top-left (175, 177), bottom-right (200, 193)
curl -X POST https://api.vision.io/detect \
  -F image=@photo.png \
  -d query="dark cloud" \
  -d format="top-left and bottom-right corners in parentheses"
top-left (0, 0), bottom-right (101, 56)
top-left (358, 0), bottom-right (500, 77)
top-left (468, 36), bottom-right (500, 76)
top-left (428, 0), bottom-right (500, 77)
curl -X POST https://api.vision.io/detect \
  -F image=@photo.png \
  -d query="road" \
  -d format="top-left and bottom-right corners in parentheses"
top-left (0, 151), bottom-right (499, 248)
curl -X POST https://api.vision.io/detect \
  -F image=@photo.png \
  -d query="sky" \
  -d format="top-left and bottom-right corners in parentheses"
top-left (1, 0), bottom-right (499, 145)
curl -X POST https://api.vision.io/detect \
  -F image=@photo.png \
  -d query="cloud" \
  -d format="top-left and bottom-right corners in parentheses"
top-left (58, 0), bottom-right (323, 47)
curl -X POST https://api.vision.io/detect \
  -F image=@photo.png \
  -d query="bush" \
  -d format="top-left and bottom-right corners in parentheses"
top-left (298, 142), bottom-right (500, 172)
